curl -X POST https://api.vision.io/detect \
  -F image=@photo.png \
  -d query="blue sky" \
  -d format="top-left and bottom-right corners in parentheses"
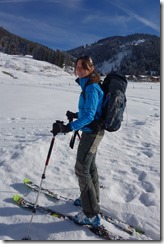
top-left (0, 0), bottom-right (160, 51)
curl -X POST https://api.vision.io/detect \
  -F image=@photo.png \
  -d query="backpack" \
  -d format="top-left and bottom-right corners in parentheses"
top-left (99, 73), bottom-right (127, 132)
top-left (83, 73), bottom-right (128, 132)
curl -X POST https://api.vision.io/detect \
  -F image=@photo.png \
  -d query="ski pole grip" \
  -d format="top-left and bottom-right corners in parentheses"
top-left (69, 118), bottom-right (73, 122)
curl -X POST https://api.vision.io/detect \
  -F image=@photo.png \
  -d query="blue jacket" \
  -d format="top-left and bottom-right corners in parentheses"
top-left (70, 77), bottom-right (104, 133)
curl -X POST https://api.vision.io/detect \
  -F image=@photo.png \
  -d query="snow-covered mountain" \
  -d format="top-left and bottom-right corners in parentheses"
top-left (67, 34), bottom-right (160, 76)
top-left (0, 52), bottom-right (160, 241)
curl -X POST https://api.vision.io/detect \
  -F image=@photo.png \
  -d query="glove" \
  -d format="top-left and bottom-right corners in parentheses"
top-left (66, 110), bottom-right (78, 122)
top-left (51, 120), bottom-right (72, 136)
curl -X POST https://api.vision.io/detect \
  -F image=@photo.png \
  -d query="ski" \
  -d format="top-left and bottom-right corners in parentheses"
top-left (13, 194), bottom-right (124, 240)
top-left (23, 178), bottom-right (145, 236)
top-left (24, 178), bottom-right (72, 201)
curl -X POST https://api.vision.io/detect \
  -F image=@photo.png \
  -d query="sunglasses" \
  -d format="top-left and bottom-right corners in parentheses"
top-left (81, 55), bottom-right (93, 65)
top-left (75, 55), bottom-right (94, 67)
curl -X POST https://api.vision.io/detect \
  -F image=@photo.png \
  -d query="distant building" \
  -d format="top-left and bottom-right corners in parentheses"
top-left (137, 75), bottom-right (160, 82)
top-left (125, 75), bottom-right (137, 82)
top-left (125, 75), bottom-right (160, 82)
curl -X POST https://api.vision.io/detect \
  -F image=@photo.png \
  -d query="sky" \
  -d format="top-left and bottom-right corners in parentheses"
top-left (0, 0), bottom-right (160, 51)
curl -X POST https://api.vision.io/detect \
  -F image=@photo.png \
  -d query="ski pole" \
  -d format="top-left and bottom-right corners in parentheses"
top-left (68, 118), bottom-right (81, 149)
top-left (22, 136), bottom-right (55, 240)
top-left (69, 130), bottom-right (80, 149)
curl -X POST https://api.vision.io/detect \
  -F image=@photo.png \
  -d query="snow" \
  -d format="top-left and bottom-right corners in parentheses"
top-left (0, 53), bottom-right (160, 241)
top-left (98, 48), bottom-right (131, 74)
top-left (97, 38), bottom-right (146, 74)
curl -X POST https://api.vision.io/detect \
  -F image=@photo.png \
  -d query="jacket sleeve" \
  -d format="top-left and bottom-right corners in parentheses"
top-left (69, 86), bottom-right (99, 131)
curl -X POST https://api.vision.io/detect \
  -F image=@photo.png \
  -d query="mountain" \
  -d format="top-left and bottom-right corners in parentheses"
top-left (0, 27), bottom-right (160, 76)
top-left (67, 34), bottom-right (160, 76)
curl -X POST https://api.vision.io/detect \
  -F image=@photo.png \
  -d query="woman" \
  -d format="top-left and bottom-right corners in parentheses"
top-left (52, 56), bottom-right (104, 227)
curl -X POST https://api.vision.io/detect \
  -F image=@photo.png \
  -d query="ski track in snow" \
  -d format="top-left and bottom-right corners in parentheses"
top-left (0, 53), bottom-right (160, 241)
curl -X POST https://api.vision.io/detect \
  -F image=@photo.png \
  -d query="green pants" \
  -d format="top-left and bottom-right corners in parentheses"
top-left (75, 129), bottom-right (104, 217)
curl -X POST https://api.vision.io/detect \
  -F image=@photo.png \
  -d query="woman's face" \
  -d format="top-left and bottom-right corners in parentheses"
top-left (76, 59), bottom-right (94, 78)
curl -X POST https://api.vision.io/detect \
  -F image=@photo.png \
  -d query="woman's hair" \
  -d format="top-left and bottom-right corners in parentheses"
top-left (74, 56), bottom-right (94, 72)
top-left (74, 55), bottom-right (100, 83)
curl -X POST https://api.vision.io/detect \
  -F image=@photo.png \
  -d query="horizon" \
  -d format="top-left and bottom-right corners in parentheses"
top-left (0, 26), bottom-right (160, 53)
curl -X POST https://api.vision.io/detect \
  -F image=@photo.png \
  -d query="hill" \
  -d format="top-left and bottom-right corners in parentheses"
top-left (0, 27), bottom-right (160, 76)
top-left (67, 34), bottom-right (160, 76)
top-left (0, 27), bottom-right (73, 71)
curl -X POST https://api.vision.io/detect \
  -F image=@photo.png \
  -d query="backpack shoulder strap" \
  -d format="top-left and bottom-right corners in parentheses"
top-left (81, 79), bottom-right (93, 98)
top-left (84, 79), bottom-right (93, 91)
